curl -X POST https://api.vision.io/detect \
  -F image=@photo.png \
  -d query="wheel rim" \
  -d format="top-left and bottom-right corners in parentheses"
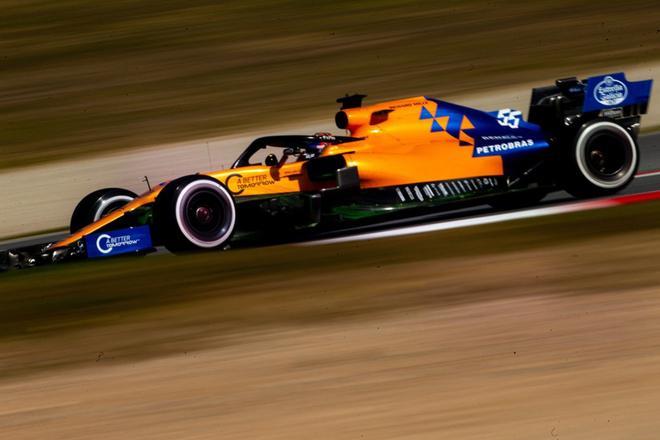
top-left (584, 132), bottom-right (631, 182)
top-left (183, 190), bottom-right (229, 241)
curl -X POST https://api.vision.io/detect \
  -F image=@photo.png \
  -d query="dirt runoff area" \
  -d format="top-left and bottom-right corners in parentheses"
top-left (3, 226), bottom-right (660, 439)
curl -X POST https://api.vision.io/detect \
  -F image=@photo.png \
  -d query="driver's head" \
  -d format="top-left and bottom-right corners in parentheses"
top-left (305, 141), bottom-right (329, 157)
top-left (304, 133), bottom-right (335, 158)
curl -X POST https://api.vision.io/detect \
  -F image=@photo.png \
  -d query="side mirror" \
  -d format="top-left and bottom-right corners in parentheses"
top-left (265, 154), bottom-right (279, 167)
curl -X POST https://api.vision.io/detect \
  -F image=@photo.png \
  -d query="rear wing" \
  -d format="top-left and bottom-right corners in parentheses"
top-left (528, 72), bottom-right (653, 134)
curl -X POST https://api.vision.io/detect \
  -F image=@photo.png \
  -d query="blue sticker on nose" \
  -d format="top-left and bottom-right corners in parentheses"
top-left (86, 225), bottom-right (153, 258)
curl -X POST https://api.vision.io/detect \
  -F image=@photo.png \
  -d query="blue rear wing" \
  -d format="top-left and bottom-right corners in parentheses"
top-left (583, 72), bottom-right (653, 113)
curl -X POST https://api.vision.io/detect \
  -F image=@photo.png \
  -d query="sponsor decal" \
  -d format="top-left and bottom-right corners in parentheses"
top-left (583, 72), bottom-right (652, 112)
top-left (481, 135), bottom-right (524, 141)
top-left (388, 100), bottom-right (428, 109)
top-left (225, 173), bottom-right (275, 195)
top-left (394, 177), bottom-right (500, 203)
top-left (86, 225), bottom-right (152, 258)
top-left (496, 109), bottom-right (522, 129)
top-left (593, 75), bottom-right (628, 106)
top-left (474, 138), bottom-right (547, 157)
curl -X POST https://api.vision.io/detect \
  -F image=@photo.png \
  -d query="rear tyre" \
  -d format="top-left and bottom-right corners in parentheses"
top-left (153, 175), bottom-right (236, 253)
top-left (70, 188), bottom-right (137, 233)
top-left (488, 189), bottom-right (548, 210)
top-left (563, 120), bottom-right (638, 198)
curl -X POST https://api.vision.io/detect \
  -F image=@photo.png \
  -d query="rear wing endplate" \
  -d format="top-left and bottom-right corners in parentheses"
top-left (583, 72), bottom-right (653, 113)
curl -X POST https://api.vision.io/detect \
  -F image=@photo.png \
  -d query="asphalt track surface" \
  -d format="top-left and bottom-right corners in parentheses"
top-left (2, 132), bottom-right (660, 252)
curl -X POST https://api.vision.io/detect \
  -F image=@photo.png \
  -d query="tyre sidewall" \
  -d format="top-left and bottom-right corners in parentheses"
top-left (70, 188), bottom-right (137, 233)
top-left (91, 194), bottom-right (135, 222)
top-left (154, 176), bottom-right (236, 252)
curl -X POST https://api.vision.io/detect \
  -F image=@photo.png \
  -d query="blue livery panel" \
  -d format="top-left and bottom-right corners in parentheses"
top-left (422, 98), bottom-right (550, 158)
top-left (86, 225), bottom-right (153, 258)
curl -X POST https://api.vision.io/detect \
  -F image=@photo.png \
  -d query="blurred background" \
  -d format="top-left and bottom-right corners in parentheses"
top-left (2, 0), bottom-right (659, 168)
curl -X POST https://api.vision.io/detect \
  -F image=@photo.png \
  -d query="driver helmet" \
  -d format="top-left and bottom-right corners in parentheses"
top-left (305, 133), bottom-right (334, 157)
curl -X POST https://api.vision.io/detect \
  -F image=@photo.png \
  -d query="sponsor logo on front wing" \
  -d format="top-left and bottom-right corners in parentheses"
top-left (86, 225), bottom-right (153, 258)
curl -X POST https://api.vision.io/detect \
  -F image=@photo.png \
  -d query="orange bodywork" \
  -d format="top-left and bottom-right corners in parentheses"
top-left (54, 96), bottom-right (503, 249)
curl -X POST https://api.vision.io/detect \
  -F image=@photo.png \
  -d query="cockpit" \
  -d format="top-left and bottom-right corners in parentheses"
top-left (231, 134), bottom-right (360, 169)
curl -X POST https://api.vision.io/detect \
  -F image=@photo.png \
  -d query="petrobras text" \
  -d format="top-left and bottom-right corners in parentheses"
top-left (474, 139), bottom-right (547, 157)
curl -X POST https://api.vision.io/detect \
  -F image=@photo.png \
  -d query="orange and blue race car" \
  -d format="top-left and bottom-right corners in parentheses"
top-left (2, 72), bottom-right (653, 269)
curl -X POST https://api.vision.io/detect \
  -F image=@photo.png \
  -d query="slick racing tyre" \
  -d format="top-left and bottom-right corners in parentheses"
top-left (153, 175), bottom-right (236, 253)
top-left (563, 120), bottom-right (639, 198)
top-left (70, 188), bottom-right (137, 233)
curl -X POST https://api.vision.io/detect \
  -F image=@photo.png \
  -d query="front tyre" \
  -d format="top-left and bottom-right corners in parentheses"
top-left (563, 120), bottom-right (638, 198)
top-left (153, 175), bottom-right (236, 253)
top-left (70, 188), bottom-right (137, 233)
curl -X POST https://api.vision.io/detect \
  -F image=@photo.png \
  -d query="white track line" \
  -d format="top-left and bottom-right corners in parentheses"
top-left (300, 186), bottom-right (660, 246)
top-left (303, 171), bottom-right (660, 246)
top-left (636, 170), bottom-right (660, 178)
top-left (300, 203), bottom-right (603, 246)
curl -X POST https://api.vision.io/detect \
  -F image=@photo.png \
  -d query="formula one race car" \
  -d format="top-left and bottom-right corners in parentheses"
top-left (1, 72), bottom-right (653, 269)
